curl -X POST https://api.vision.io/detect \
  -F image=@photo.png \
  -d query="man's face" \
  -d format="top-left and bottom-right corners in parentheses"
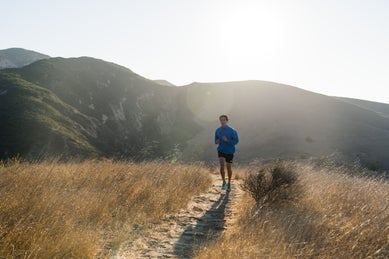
top-left (220, 117), bottom-right (228, 127)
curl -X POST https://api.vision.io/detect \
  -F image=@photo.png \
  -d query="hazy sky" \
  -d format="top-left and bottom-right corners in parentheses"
top-left (2, 0), bottom-right (389, 103)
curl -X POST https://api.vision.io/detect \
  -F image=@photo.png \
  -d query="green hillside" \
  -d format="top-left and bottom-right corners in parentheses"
top-left (0, 72), bottom-right (98, 159)
top-left (1, 57), bottom-right (200, 159)
top-left (1, 55), bottom-right (389, 170)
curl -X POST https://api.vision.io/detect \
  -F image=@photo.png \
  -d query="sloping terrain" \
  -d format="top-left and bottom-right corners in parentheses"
top-left (0, 72), bottom-right (98, 158)
top-left (1, 55), bottom-right (389, 169)
top-left (179, 81), bottom-right (389, 169)
top-left (1, 57), bottom-right (199, 159)
top-left (337, 97), bottom-right (389, 117)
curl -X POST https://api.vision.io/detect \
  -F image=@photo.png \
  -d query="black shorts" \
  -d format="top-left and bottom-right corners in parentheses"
top-left (218, 151), bottom-right (234, 163)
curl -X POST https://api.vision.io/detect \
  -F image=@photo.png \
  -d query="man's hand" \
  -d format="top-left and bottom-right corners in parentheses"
top-left (216, 139), bottom-right (220, 144)
top-left (222, 136), bottom-right (228, 142)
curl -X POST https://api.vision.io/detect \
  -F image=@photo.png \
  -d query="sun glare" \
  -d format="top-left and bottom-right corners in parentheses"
top-left (213, 2), bottom-right (286, 64)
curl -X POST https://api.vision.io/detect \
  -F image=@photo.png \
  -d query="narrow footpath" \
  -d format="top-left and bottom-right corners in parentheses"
top-left (116, 174), bottom-right (243, 258)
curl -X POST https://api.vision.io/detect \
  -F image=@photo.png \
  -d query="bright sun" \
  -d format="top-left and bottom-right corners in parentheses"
top-left (212, 2), bottom-right (286, 64)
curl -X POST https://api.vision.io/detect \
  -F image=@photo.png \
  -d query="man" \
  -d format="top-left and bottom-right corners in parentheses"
top-left (214, 115), bottom-right (239, 192)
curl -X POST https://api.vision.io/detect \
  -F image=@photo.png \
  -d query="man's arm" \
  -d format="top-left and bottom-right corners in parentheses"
top-left (215, 130), bottom-right (220, 144)
top-left (226, 129), bottom-right (239, 145)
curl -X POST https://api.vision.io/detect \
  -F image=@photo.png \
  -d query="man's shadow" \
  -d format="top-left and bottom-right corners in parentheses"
top-left (173, 191), bottom-right (229, 258)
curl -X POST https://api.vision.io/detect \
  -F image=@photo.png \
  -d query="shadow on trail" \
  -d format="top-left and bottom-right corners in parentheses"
top-left (173, 191), bottom-right (229, 258)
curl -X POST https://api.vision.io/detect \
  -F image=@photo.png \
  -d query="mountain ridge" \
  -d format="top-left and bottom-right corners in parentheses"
top-left (0, 48), bottom-right (50, 69)
top-left (1, 56), bottom-right (199, 160)
top-left (336, 97), bottom-right (389, 117)
top-left (1, 51), bottom-right (389, 170)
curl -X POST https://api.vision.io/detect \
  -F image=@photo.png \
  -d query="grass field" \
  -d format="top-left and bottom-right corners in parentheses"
top-left (0, 159), bottom-right (211, 258)
top-left (1, 159), bottom-right (388, 258)
top-left (197, 161), bottom-right (389, 258)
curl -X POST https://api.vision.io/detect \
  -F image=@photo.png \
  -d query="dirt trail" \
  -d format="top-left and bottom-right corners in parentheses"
top-left (116, 174), bottom-right (243, 258)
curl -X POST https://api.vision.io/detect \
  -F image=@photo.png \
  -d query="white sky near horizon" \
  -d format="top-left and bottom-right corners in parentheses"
top-left (1, 0), bottom-right (389, 103)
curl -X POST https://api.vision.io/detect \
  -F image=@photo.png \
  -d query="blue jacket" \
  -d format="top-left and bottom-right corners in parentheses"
top-left (214, 125), bottom-right (239, 154)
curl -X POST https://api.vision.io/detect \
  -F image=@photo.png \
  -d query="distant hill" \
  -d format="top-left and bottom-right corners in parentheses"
top-left (337, 97), bottom-right (389, 117)
top-left (0, 72), bottom-right (98, 158)
top-left (0, 48), bottom-right (50, 69)
top-left (1, 57), bottom-right (198, 159)
top-left (179, 81), bottom-right (389, 169)
top-left (154, 80), bottom-right (176, 87)
top-left (1, 55), bottom-right (389, 170)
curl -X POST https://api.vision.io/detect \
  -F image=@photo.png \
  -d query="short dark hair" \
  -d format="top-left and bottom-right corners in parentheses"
top-left (219, 115), bottom-right (229, 121)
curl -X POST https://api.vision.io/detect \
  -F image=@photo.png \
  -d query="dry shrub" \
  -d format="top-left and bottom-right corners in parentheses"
top-left (198, 161), bottom-right (389, 258)
top-left (0, 160), bottom-right (211, 258)
top-left (242, 162), bottom-right (299, 204)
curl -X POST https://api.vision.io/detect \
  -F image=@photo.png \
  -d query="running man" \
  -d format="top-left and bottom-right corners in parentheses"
top-left (214, 115), bottom-right (239, 192)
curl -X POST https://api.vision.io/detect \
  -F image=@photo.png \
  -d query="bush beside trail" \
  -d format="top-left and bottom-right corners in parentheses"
top-left (198, 161), bottom-right (389, 258)
top-left (242, 162), bottom-right (300, 204)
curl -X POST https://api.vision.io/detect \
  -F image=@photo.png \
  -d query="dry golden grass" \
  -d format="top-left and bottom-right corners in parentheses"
top-left (197, 161), bottom-right (389, 258)
top-left (0, 159), bottom-right (211, 258)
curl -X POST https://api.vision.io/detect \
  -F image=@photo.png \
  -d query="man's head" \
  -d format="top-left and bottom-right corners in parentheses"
top-left (219, 115), bottom-right (229, 127)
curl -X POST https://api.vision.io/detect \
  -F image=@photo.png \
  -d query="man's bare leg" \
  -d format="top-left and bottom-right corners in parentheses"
top-left (226, 162), bottom-right (233, 189)
top-left (219, 157), bottom-right (226, 184)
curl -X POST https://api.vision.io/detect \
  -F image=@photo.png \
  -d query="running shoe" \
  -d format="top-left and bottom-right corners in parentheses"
top-left (221, 182), bottom-right (227, 190)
